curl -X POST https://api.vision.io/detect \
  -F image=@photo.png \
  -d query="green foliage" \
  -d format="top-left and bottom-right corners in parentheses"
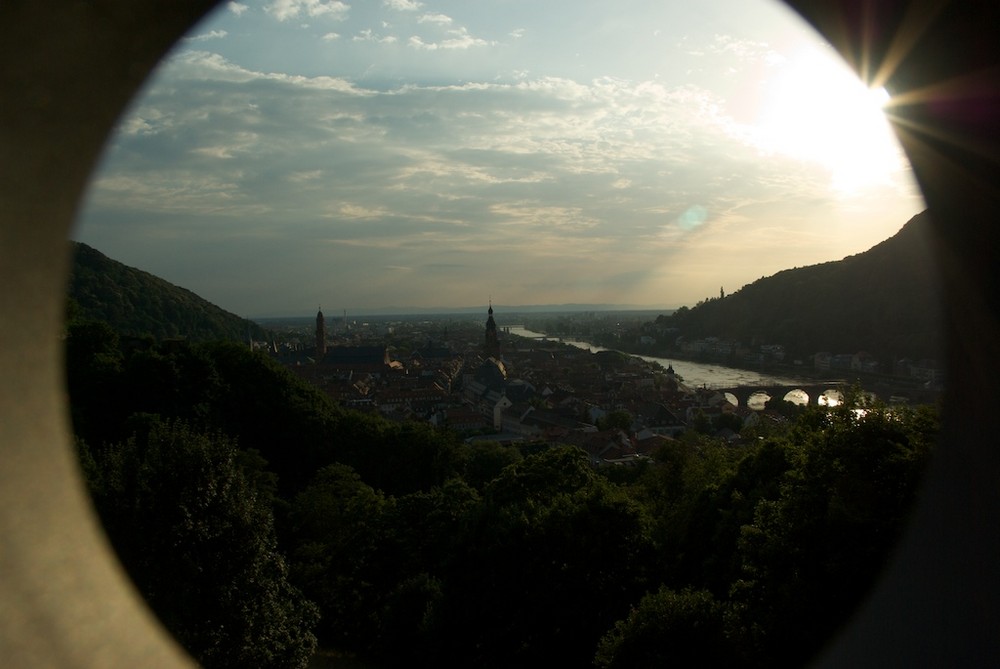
top-left (668, 438), bottom-right (794, 595)
top-left (713, 410), bottom-right (745, 433)
top-left (730, 400), bottom-right (936, 665)
top-left (67, 332), bottom-right (352, 495)
top-left (66, 312), bottom-right (938, 668)
top-left (288, 464), bottom-right (388, 650)
top-left (459, 441), bottom-right (524, 490)
top-left (436, 446), bottom-right (655, 667)
top-left (764, 397), bottom-right (804, 419)
top-left (597, 409), bottom-right (633, 432)
top-left (287, 470), bottom-right (482, 661)
top-left (69, 242), bottom-right (270, 342)
top-left (82, 419), bottom-right (318, 669)
top-left (690, 408), bottom-right (713, 434)
top-left (653, 211), bottom-right (942, 361)
top-left (378, 478), bottom-right (481, 578)
top-left (594, 588), bottom-right (735, 668)
top-left (64, 319), bottom-right (124, 437)
top-left (346, 421), bottom-right (463, 497)
top-left (483, 444), bottom-right (601, 508)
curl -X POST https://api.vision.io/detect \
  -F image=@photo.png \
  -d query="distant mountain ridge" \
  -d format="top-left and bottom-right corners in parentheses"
top-left (69, 242), bottom-right (269, 343)
top-left (261, 304), bottom-right (672, 318)
top-left (70, 211), bottom-right (941, 360)
top-left (655, 210), bottom-right (943, 362)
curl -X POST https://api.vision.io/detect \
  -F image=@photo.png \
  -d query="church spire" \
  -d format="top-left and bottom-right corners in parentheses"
top-left (316, 306), bottom-right (327, 359)
top-left (484, 300), bottom-right (499, 357)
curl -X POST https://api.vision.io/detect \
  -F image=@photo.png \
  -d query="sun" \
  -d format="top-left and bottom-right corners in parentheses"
top-left (753, 45), bottom-right (905, 193)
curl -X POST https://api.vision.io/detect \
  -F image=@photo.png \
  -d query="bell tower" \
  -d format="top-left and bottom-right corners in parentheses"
top-left (484, 301), bottom-right (500, 357)
top-left (316, 307), bottom-right (327, 358)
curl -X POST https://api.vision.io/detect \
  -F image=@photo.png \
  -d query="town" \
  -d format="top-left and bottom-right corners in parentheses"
top-left (251, 305), bottom-right (940, 467)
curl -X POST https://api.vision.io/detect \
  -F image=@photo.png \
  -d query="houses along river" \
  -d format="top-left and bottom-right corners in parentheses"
top-left (507, 327), bottom-right (819, 390)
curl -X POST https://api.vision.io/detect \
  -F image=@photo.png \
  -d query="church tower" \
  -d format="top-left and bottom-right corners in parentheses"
top-left (316, 307), bottom-right (327, 358)
top-left (484, 301), bottom-right (500, 358)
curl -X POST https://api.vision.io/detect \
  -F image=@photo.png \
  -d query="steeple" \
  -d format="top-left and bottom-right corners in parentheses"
top-left (316, 307), bottom-right (327, 359)
top-left (484, 300), bottom-right (500, 357)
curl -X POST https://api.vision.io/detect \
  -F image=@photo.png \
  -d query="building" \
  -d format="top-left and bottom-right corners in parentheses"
top-left (315, 308), bottom-right (327, 358)
top-left (484, 302), bottom-right (500, 357)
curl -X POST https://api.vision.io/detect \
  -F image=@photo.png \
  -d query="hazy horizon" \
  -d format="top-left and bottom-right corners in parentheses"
top-left (73, 0), bottom-right (923, 317)
top-left (254, 303), bottom-right (675, 320)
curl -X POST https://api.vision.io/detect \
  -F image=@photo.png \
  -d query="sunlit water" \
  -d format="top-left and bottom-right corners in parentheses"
top-left (508, 327), bottom-right (817, 389)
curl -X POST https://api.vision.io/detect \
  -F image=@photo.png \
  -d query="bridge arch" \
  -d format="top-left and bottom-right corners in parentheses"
top-left (747, 391), bottom-right (771, 410)
top-left (819, 388), bottom-right (844, 407)
top-left (784, 388), bottom-right (810, 406)
top-left (720, 383), bottom-right (858, 409)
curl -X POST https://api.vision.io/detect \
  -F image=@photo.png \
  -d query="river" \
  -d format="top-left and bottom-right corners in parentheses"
top-left (507, 327), bottom-right (817, 389)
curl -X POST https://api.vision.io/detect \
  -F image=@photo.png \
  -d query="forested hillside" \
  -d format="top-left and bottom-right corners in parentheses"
top-left (67, 323), bottom-right (937, 668)
top-left (68, 242), bottom-right (270, 342)
top-left (655, 210), bottom-right (942, 361)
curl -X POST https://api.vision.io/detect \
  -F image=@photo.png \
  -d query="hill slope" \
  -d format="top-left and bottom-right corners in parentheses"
top-left (68, 242), bottom-right (270, 342)
top-left (656, 211), bottom-right (943, 362)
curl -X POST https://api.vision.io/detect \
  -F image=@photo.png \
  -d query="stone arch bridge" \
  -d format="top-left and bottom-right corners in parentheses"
top-left (713, 382), bottom-right (854, 408)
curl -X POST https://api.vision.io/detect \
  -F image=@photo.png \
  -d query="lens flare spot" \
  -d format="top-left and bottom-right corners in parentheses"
top-left (678, 205), bottom-right (708, 231)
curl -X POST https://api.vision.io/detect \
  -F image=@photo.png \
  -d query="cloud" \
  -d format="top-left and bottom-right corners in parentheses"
top-left (107, 59), bottom-right (802, 233)
top-left (322, 32), bottom-right (340, 41)
top-left (383, 0), bottom-right (422, 10)
top-left (192, 134), bottom-right (257, 159)
top-left (417, 13), bottom-right (452, 25)
top-left (228, 2), bottom-right (249, 16)
top-left (166, 51), bottom-right (371, 94)
top-left (695, 34), bottom-right (785, 66)
top-left (119, 108), bottom-right (171, 136)
top-left (183, 30), bottom-right (228, 42)
top-left (265, 0), bottom-right (349, 22)
top-left (81, 40), bottom-right (922, 315)
top-left (288, 169), bottom-right (324, 182)
top-left (332, 203), bottom-right (390, 219)
top-left (353, 29), bottom-right (398, 44)
top-left (490, 203), bottom-right (600, 233)
top-left (87, 172), bottom-right (269, 218)
top-left (408, 29), bottom-right (495, 51)
top-left (509, 28), bottom-right (525, 39)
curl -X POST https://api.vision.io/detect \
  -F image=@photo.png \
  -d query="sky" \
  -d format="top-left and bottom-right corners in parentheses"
top-left (73, 0), bottom-right (924, 318)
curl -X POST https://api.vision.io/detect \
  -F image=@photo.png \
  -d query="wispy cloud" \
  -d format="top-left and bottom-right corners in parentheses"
top-left (288, 169), bottom-right (324, 182)
top-left (684, 33), bottom-right (785, 67)
top-left (265, 0), bottom-right (349, 22)
top-left (331, 203), bottom-right (390, 220)
top-left (354, 29), bottom-right (398, 44)
top-left (101, 55), bottom-right (840, 243)
top-left (184, 30), bottom-right (229, 42)
top-left (409, 27), bottom-right (494, 51)
top-left (709, 34), bottom-right (784, 64)
top-left (383, 0), bottom-right (422, 10)
top-left (191, 130), bottom-right (259, 159)
top-left (78, 1), bottom-right (923, 315)
top-left (166, 51), bottom-right (371, 94)
top-left (417, 13), bottom-right (452, 25)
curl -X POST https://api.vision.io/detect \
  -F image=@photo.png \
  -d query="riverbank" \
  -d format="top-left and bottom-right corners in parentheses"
top-left (508, 327), bottom-right (942, 404)
top-left (508, 327), bottom-right (817, 389)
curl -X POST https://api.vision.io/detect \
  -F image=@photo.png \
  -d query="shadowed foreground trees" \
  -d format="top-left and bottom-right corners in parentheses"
top-left (594, 588), bottom-right (735, 668)
top-left (68, 324), bottom-right (936, 667)
top-left (79, 419), bottom-right (318, 668)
